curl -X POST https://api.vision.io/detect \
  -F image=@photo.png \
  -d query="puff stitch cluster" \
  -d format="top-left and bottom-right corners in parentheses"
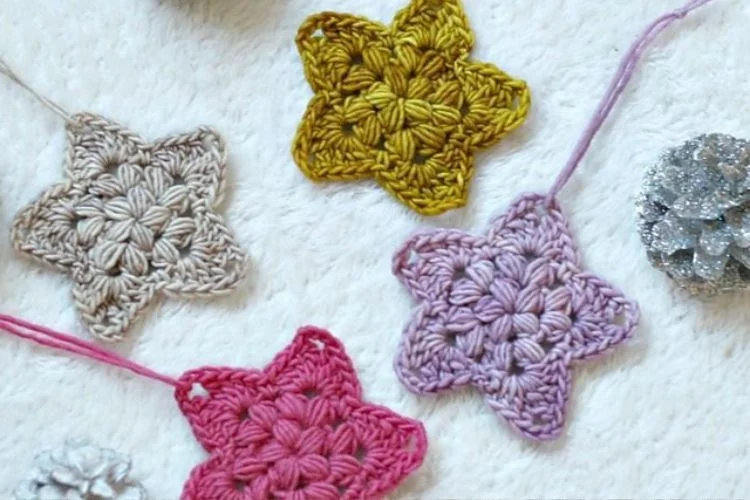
top-left (293, 0), bottom-right (530, 215)
top-left (11, 113), bottom-right (247, 341)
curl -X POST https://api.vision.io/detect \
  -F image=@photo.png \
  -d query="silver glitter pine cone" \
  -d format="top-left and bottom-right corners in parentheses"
top-left (638, 133), bottom-right (750, 294)
top-left (14, 438), bottom-right (146, 500)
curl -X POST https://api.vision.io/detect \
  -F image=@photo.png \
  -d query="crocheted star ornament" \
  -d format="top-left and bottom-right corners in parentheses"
top-left (176, 327), bottom-right (428, 499)
top-left (11, 113), bottom-right (246, 342)
top-left (293, 0), bottom-right (531, 216)
top-left (393, 194), bottom-right (640, 440)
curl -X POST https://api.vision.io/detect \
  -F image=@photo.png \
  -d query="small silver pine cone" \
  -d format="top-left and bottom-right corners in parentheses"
top-left (638, 133), bottom-right (750, 294)
top-left (14, 438), bottom-right (146, 500)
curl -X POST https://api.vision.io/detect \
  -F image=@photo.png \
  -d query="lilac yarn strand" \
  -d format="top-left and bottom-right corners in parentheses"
top-left (546, 0), bottom-right (717, 202)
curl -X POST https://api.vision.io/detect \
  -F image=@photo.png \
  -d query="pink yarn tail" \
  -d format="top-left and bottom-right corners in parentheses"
top-left (0, 314), bottom-right (179, 387)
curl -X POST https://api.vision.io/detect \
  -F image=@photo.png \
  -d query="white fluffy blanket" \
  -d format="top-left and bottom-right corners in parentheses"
top-left (1, 0), bottom-right (747, 497)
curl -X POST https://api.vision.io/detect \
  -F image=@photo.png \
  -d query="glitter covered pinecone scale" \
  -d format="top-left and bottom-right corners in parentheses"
top-left (639, 134), bottom-right (750, 293)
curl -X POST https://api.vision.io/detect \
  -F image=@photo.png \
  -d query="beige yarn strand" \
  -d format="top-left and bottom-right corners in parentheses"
top-left (0, 56), bottom-right (71, 121)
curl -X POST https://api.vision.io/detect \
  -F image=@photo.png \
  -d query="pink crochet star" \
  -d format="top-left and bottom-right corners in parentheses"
top-left (175, 327), bottom-right (427, 499)
top-left (392, 193), bottom-right (639, 441)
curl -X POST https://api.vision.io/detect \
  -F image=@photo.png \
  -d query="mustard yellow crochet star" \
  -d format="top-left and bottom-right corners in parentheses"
top-left (293, 0), bottom-right (531, 216)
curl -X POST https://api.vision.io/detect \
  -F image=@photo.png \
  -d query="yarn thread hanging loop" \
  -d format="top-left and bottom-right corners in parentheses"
top-left (545, 0), bottom-right (717, 205)
top-left (0, 56), bottom-right (71, 121)
top-left (0, 314), bottom-right (180, 387)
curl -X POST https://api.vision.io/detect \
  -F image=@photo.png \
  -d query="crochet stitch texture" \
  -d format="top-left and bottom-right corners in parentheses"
top-left (393, 194), bottom-right (639, 440)
top-left (293, 0), bottom-right (531, 216)
top-left (11, 113), bottom-right (246, 342)
top-left (176, 327), bottom-right (427, 499)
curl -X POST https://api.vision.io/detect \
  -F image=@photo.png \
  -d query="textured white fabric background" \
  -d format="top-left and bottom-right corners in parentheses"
top-left (1, 0), bottom-right (748, 498)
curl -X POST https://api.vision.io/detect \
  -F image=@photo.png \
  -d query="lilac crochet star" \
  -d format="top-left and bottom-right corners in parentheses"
top-left (392, 193), bottom-right (639, 441)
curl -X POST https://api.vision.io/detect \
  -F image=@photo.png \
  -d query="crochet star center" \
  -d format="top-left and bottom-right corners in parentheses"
top-left (176, 327), bottom-right (427, 499)
top-left (294, 0), bottom-right (530, 215)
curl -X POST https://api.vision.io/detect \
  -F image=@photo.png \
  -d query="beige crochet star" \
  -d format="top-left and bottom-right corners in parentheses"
top-left (11, 113), bottom-right (247, 342)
